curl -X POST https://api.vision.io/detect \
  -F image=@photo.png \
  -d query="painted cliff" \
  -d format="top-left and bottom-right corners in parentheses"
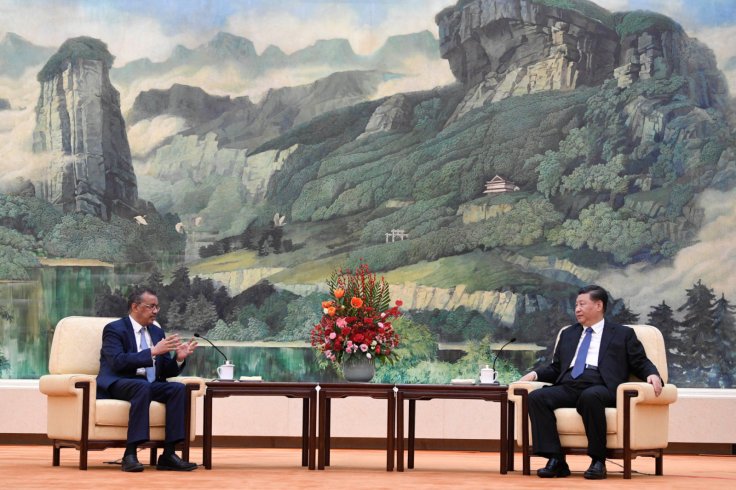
top-left (32, 37), bottom-right (138, 220)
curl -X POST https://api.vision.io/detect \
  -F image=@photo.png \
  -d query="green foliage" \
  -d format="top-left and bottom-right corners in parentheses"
top-left (0, 194), bottom-right (62, 239)
top-left (559, 154), bottom-right (629, 196)
top-left (44, 214), bottom-right (139, 263)
top-left (410, 307), bottom-right (495, 342)
top-left (531, 0), bottom-right (614, 28)
top-left (37, 36), bottom-right (114, 82)
top-left (0, 243), bottom-right (39, 279)
top-left (614, 10), bottom-right (682, 37)
top-left (374, 316), bottom-right (438, 383)
top-left (277, 292), bottom-right (323, 341)
top-left (472, 198), bottom-right (563, 249)
top-left (548, 203), bottom-right (655, 263)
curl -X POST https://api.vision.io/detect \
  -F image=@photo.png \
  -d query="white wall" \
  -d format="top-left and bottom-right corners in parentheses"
top-left (1, 380), bottom-right (734, 444)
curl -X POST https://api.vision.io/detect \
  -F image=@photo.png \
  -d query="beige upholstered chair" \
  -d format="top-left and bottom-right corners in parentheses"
top-left (508, 324), bottom-right (678, 479)
top-left (39, 316), bottom-right (206, 469)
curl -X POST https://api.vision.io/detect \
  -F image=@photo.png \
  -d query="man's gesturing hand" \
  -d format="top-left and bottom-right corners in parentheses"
top-left (175, 339), bottom-right (198, 362)
top-left (151, 334), bottom-right (182, 356)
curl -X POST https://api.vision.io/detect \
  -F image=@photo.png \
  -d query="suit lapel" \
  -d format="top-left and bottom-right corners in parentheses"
top-left (122, 316), bottom-right (138, 353)
top-left (562, 324), bottom-right (583, 369)
top-left (598, 320), bottom-right (616, 364)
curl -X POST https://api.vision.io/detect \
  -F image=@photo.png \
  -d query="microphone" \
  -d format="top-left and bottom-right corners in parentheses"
top-left (193, 333), bottom-right (228, 362)
top-left (491, 337), bottom-right (517, 376)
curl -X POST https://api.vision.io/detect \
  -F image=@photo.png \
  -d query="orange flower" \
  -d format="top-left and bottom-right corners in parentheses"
top-left (334, 288), bottom-right (345, 299)
top-left (350, 297), bottom-right (363, 308)
top-left (327, 306), bottom-right (336, 316)
top-left (321, 300), bottom-right (332, 309)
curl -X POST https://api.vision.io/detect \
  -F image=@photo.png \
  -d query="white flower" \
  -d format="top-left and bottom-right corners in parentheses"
top-left (366, 353), bottom-right (372, 359)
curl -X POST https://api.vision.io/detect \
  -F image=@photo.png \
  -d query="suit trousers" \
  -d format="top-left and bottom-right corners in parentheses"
top-left (107, 378), bottom-right (187, 446)
top-left (528, 368), bottom-right (614, 461)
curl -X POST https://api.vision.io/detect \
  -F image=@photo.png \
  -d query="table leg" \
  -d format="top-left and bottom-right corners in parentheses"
top-left (325, 398), bottom-right (331, 466)
top-left (396, 392), bottom-right (405, 471)
top-left (309, 389), bottom-right (317, 470)
top-left (500, 394), bottom-right (508, 474)
top-left (520, 392), bottom-right (530, 475)
top-left (408, 399), bottom-right (416, 469)
top-left (507, 400), bottom-right (515, 472)
top-left (317, 390), bottom-right (327, 470)
top-left (387, 391), bottom-right (395, 471)
top-left (203, 391), bottom-right (213, 470)
top-left (301, 398), bottom-right (308, 467)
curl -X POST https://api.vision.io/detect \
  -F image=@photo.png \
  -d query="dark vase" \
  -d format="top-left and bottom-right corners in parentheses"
top-left (341, 354), bottom-right (375, 382)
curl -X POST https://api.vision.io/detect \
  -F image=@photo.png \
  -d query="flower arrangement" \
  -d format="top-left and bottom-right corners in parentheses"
top-left (310, 263), bottom-right (402, 367)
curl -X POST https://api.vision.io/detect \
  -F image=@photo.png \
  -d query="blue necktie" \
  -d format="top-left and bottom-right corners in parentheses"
top-left (571, 327), bottom-right (593, 379)
top-left (140, 327), bottom-right (156, 383)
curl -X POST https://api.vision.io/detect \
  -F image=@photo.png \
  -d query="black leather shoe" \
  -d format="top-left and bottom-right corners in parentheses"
top-left (537, 457), bottom-right (571, 478)
top-left (121, 454), bottom-right (144, 472)
top-left (156, 453), bottom-right (197, 471)
top-left (584, 459), bottom-right (607, 480)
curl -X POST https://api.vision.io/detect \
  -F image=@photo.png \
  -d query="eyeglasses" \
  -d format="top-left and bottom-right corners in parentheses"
top-left (138, 303), bottom-right (161, 311)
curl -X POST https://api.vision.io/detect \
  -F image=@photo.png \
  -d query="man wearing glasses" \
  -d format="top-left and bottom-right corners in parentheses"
top-left (97, 287), bottom-right (199, 472)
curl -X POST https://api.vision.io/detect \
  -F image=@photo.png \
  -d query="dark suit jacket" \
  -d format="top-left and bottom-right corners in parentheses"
top-left (535, 321), bottom-right (660, 399)
top-left (97, 316), bottom-right (183, 397)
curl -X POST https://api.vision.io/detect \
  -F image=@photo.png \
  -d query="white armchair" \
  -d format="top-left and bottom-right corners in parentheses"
top-left (508, 324), bottom-right (677, 479)
top-left (39, 316), bottom-right (206, 469)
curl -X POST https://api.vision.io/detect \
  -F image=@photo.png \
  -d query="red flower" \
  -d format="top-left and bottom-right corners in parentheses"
top-left (351, 297), bottom-right (363, 308)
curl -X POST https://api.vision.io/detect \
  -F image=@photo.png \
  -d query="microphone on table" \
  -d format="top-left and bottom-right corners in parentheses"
top-left (490, 337), bottom-right (517, 384)
top-left (193, 333), bottom-right (228, 362)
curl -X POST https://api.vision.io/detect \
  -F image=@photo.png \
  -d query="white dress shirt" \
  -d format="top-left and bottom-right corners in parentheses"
top-left (130, 316), bottom-right (156, 377)
top-left (569, 318), bottom-right (605, 369)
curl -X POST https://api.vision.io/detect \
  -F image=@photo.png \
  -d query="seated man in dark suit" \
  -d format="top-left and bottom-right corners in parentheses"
top-left (97, 287), bottom-right (199, 472)
top-left (517, 285), bottom-right (663, 479)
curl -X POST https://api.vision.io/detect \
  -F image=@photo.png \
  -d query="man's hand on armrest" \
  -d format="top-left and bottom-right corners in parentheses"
top-left (647, 374), bottom-right (663, 397)
top-left (519, 371), bottom-right (538, 382)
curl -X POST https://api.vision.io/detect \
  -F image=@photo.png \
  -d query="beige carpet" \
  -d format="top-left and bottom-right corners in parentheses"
top-left (0, 445), bottom-right (734, 489)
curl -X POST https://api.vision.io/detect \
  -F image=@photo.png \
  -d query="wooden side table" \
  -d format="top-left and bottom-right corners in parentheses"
top-left (395, 384), bottom-right (511, 473)
top-left (317, 383), bottom-right (396, 471)
top-left (203, 381), bottom-right (318, 470)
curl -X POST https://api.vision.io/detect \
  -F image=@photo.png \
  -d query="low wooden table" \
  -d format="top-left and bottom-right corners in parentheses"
top-left (203, 381), bottom-right (318, 470)
top-left (317, 383), bottom-right (396, 471)
top-left (395, 384), bottom-right (511, 473)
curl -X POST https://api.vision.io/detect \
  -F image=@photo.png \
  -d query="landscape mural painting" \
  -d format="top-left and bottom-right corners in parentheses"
top-left (1, 0), bottom-right (735, 387)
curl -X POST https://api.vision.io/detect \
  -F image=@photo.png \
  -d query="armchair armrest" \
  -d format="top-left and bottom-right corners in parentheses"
top-left (167, 376), bottom-right (206, 397)
top-left (507, 381), bottom-right (550, 402)
top-left (39, 374), bottom-right (97, 397)
top-left (616, 382), bottom-right (678, 406)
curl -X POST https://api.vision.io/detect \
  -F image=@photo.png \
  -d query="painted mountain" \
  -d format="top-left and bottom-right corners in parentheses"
top-left (1, 0), bottom-right (735, 386)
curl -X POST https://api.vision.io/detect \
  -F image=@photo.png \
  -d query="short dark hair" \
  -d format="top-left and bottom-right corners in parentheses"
top-left (127, 287), bottom-right (157, 310)
top-left (578, 285), bottom-right (609, 313)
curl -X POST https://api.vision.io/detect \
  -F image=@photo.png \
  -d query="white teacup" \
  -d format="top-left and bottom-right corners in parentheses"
top-left (217, 361), bottom-right (235, 380)
top-left (480, 365), bottom-right (498, 384)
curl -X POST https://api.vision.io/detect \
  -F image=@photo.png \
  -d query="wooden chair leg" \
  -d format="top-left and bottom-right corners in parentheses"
top-left (150, 447), bottom-right (157, 466)
top-left (52, 444), bottom-right (60, 466)
top-left (655, 451), bottom-right (663, 475)
top-left (79, 443), bottom-right (88, 470)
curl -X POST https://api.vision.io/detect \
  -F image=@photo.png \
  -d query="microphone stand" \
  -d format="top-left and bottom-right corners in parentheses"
top-left (490, 337), bottom-right (517, 384)
top-left (193, 333), bottom-right (229, 363)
